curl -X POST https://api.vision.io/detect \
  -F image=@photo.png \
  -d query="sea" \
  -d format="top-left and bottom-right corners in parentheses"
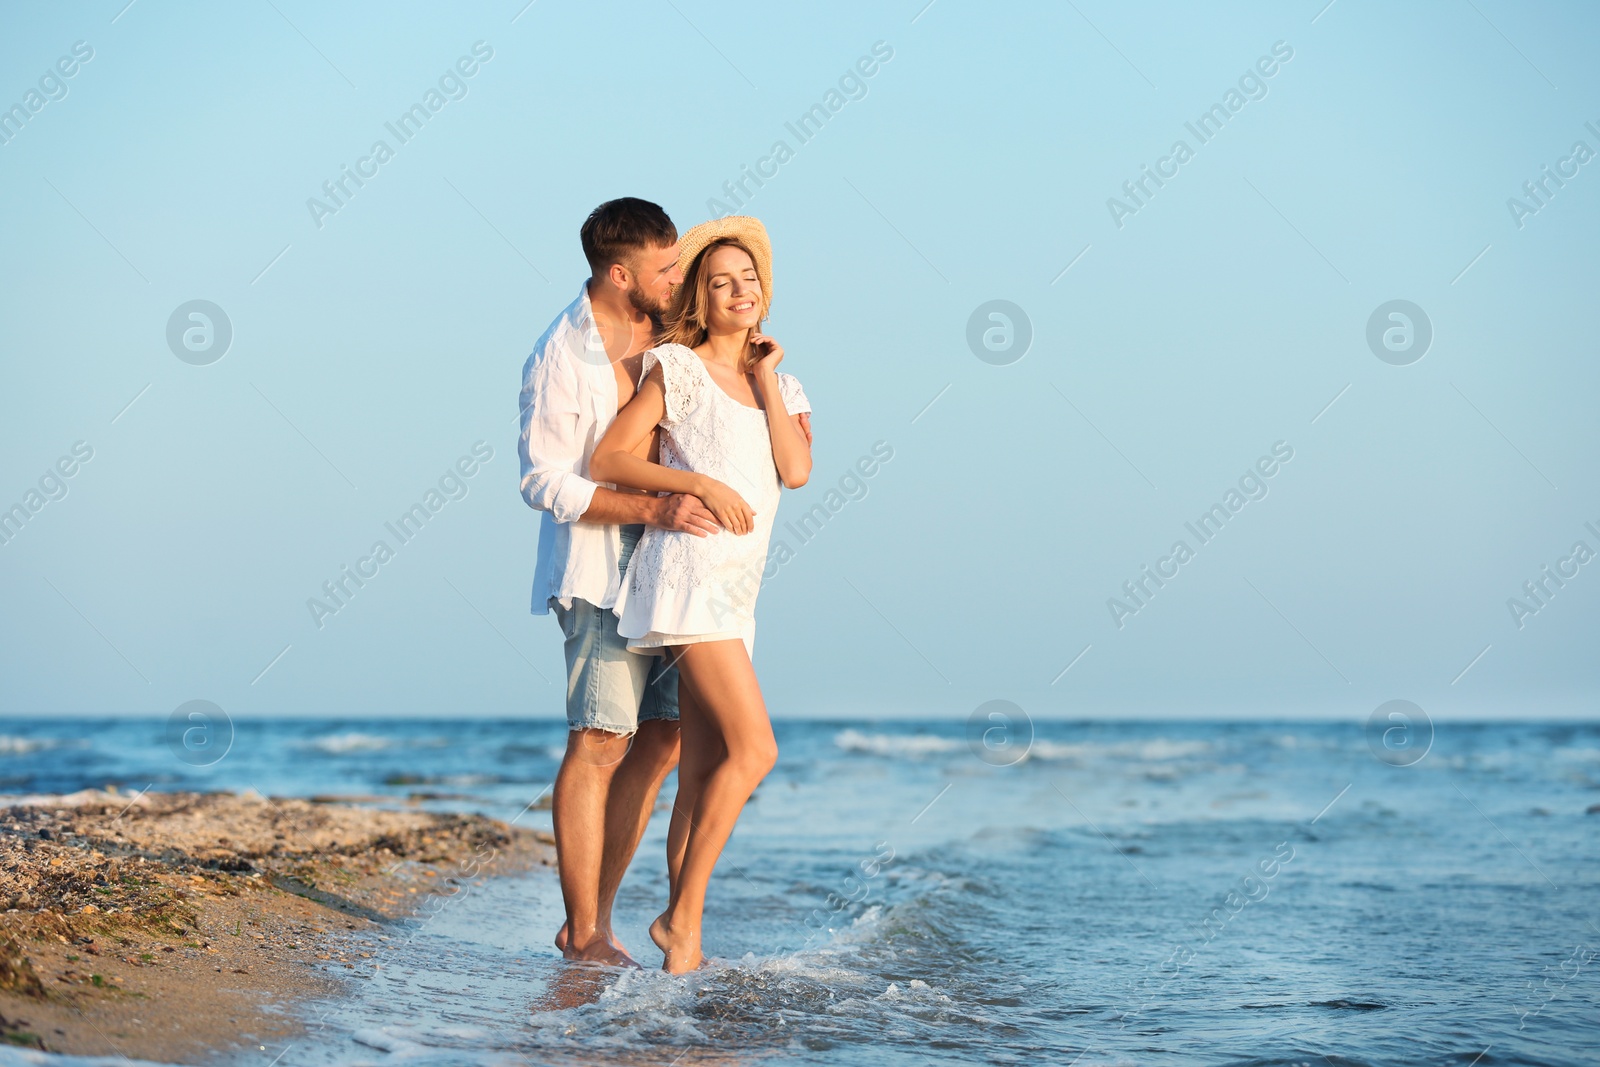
top-left (1, 717), bottom-right (1597, 1067)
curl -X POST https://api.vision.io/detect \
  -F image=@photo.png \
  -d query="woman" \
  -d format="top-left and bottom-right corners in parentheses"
top-left (588, 216), bottom-right (811, 973)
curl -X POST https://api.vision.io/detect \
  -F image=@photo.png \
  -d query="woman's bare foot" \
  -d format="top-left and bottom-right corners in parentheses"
top-left (650, 911), bottom-right (703, 974)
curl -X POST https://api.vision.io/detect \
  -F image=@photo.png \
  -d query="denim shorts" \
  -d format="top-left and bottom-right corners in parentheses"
top-left (552, 524), bottom-right (679, 735)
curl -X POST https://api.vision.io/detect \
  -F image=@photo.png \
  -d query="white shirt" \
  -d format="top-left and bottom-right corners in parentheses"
top-left (519, 282), bottom-right (630, 615)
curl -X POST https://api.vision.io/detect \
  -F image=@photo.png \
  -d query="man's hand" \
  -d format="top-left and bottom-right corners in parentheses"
top-left (798, 411), bottom-right (813, 447)
top-left (652, 493), bottom-right (721, 537)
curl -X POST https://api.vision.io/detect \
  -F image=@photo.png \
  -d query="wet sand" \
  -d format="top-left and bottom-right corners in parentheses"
top-left (0, 789), bottom-right (553, 1064)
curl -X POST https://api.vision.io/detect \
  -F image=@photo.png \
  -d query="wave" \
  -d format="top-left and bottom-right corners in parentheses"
top-left (515, 865), bottom-right (998, 1057)
top-left (1028, 738), bottom-right (1213, 762)
top-left (0, 1046), bottom-right (183, 1067)
top-left (0, 736), bottom-right (76, 756)
top-left (297, 733), bottom-right (452, 755)
top-left (833, 729), bottom-right (962, 757)
top-left (497, 742), bottom-right (568, 760)
top-left (833, 729), bottom-right (1212, 764)
top-left (382, 773), bottom-right (509, 787)
top-left (301, 732), bottom-right (396, 754)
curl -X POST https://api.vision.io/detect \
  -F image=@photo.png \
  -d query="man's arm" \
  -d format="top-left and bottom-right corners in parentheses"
top-left (578, 485), bottom-right (716, 534)
top-left (519, 347), bottom-right (600, 520)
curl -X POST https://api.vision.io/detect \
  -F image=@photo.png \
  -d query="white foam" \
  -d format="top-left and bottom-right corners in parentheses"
top-left (0, 736), bottom-right (61, 755)
top-left (1022, 739), bottom-right (1087, 761)
top-left (301, 733), bottom-right (455, 755)
top-left (877, 978), bottom-right (952, 1004)
top-left (303, 733), bottom-right (396, 754)
top-left (1129, 738), bottom-right (1212, 760)
top-left (834, 730), bottom-right (1212, 764)
top-left (1047, 738), bottom-right (1213, 761)
top-left (0, 787), bottom-right (150, 809)
top-left (519, 898), bottom-right (959, 1052)
top-left (833, 729), bottom-right (962, 757)
top-left (351, 1027), bottom-right (421, 1053)
top-left (344, 1026), bottom-right (527, 1066)
top-left (0, 1048), bottom-right (181, 1067)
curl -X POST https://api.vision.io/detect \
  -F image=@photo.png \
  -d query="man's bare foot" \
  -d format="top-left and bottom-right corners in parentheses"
top-left (650, 911), bottom-right (704, 975)
top-left (563, 931), bottom-right (640, 968)
top-left (555, 920), bottom-right (630, 958)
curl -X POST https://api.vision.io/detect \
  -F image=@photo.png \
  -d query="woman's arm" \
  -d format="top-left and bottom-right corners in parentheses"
top-left (750, 335), bottom-right (811, 489)
top-left (591, 367), bottom-right (756, 534)
top-left (589, 372), bottom-right (683, 493)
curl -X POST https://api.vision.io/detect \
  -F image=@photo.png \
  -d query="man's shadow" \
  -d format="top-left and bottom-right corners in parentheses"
top-left (529, 959), bottom-right (615, 1013)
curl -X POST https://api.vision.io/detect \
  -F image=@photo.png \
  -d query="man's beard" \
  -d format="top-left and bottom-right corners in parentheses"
top-left (625, 283), bottom-right (669, 327)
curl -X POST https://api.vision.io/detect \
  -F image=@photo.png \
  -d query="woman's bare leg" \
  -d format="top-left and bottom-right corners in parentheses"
top-left (663, 671), bottom-right (699, 895)
top-left (665, 670), bottom-right (725, 898)
top-left (649, 639), bottom-right (776, 974)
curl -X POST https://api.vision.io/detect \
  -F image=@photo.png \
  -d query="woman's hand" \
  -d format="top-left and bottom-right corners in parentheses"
top-left (692, 476), bottom-right (755, 535)
top-left (748, 335), bottom-right (811, 490)
top-left (749, 332), bottom-right (784, 376)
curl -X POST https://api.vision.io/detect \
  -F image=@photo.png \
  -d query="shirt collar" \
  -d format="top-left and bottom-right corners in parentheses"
top-left (574, 279), bottom-right (596, 330)
top-left (570, 280), bottom-right (610, 371)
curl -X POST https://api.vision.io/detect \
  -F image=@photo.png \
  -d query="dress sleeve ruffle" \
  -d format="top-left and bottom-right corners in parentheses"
top-left (777, 372), bottom-right (811, 416)
top-left (641, 344), bottom-right (703, 427)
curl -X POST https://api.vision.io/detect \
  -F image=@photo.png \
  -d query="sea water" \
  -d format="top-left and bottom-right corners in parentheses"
top-left (1, 717), bottom-right (1597, 1066)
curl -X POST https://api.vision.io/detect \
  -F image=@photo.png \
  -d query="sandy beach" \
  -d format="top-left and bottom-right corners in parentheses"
top-left (0, 788), bottom-right (553, 1064)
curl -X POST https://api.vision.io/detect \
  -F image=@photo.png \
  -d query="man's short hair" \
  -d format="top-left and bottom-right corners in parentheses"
top-left (580, 198), bottom-right (677, 276)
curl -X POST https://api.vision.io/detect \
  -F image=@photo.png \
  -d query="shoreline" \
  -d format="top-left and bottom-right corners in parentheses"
top-left (0, 788), bottom-right (554, 1064)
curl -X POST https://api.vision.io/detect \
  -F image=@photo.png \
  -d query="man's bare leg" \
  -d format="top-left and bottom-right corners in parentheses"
top-left (592, 717), bottom-right (680, 942)
top-left (553, 719), bottom-right (681, 958)
top-left (551, 726), bottom-right (636, 965)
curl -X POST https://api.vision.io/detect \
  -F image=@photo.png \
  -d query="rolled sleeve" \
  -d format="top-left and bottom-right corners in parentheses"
top-left (519, 346), bottom-right (599, 523)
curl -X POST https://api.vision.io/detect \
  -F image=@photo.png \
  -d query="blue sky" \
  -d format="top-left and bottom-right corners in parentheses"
top-left (1, 0), bottom-right (1596, 722)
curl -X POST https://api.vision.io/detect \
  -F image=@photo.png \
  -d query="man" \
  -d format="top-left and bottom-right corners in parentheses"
top-left (518, 198), bottom-right (718, 966)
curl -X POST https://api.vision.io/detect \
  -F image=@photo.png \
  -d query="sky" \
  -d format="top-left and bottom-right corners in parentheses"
top-left (1, 0), bottom-right (1596, 723)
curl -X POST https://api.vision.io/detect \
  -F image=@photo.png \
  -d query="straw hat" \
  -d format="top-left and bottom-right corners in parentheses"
top-left (672, 216), bottom-right (773, 318)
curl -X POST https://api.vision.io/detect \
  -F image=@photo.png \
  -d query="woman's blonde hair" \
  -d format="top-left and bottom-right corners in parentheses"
top-left (657, 238), bottom-right (767, 371)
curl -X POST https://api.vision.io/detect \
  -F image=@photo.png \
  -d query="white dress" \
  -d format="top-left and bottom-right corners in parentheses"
top-left (614, 343), bottom-right (810, 657)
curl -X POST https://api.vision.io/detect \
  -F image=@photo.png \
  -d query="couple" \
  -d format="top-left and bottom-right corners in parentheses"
top-left (518, 198), bottom-right (812, 974)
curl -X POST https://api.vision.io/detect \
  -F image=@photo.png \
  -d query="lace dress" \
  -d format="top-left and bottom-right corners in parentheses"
top-left (614, 343), bottom-right (810, 657)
